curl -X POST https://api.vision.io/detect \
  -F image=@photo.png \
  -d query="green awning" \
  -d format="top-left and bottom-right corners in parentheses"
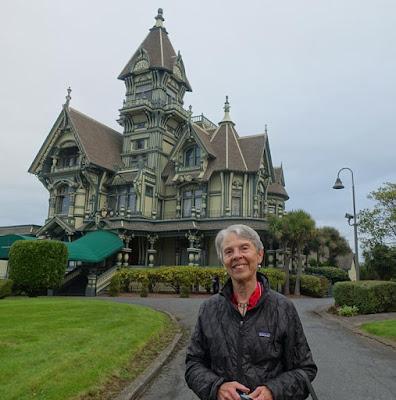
top-left (65, 231), bottom-right (123, 263)
top-left (0, 234), bottom-right (37, 259)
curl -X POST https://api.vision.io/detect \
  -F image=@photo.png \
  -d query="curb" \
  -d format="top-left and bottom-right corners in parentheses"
top-left (314, 306), bottom-right (396, 350)
top-left (115, 310), bottom-right (184, 400)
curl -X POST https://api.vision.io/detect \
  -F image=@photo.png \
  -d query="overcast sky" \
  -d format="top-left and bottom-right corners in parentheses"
top-left (1, 0), bottom-right (395, 252)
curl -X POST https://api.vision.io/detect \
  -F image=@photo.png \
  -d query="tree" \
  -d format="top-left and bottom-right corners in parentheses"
top-left (8, 240), bottom-right (67, 296)
top-left (268, 215), bottom-right (292, 295)
top-left (320, 226), bottom-right (350, 266)
top-left (363, 244), bottom-right (396, 280)
top-left (358, 182), bottom-right (396, 249)
top-left (269, 210), bottom-right (315, 295)
top-left (285, 210), bottom-right (316, 295)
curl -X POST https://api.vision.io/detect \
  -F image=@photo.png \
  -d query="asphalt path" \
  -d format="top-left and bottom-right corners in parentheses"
top-left (110, 295), bottom-right (396, 400)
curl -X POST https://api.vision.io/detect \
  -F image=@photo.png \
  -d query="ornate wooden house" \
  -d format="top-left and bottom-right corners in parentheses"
top-left (28, 9), bottom-right (288, 275)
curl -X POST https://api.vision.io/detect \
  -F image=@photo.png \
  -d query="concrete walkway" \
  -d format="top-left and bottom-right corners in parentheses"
top-left (108, 295), bottom-right (396, 400)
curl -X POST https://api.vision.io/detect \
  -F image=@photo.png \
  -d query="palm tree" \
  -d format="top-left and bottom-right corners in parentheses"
top-left (285, 210), bottom-right (316, 295)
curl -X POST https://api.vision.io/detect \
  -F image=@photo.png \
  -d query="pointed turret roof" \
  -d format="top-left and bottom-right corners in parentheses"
top-left (209, 97), bottom-right (248, 171)
top-left (118, 9), bottom-right (192, 90)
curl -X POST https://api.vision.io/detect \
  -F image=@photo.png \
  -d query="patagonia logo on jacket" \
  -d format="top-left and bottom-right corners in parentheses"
top-left (258, 331), bottom-right (271, 338)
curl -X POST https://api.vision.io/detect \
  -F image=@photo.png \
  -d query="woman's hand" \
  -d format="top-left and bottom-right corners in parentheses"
top-left (249, 385), bottom-right (273, 400)
top-left (217, 381), bottom-right (251, 400)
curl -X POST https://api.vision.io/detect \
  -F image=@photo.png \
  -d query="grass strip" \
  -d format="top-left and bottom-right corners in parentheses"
top-left (360, 319), bottom-right (396, 342)
top-left (0, 297), bottom-right (176, 400)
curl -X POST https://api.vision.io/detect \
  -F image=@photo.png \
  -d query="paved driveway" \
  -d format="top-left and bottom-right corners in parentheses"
top-left (110, 295), bottom-right (396, 400)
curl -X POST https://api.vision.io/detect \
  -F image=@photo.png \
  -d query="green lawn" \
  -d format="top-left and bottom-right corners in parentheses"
top-left (0, 298), bottom-right (174, 400)
top-left (360, 319), bottom-right (396, 342)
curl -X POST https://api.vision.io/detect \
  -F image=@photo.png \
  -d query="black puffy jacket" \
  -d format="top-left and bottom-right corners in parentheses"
top-left (185, 273), bottom-right (317, 400)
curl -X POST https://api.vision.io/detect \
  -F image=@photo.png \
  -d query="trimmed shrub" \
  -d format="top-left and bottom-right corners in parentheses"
top-left (290, 274), bottom-right (330, 298)
top-left (261, 268), bottom-right (285, 290)
top-left (334, 281), bottom-right (396, 314)
top-left (305, 266), bottom-right (349, 284)
top-left (8, 240), bottom-right (67, 296)
top-left (0, 279), bottom-right (13, 299)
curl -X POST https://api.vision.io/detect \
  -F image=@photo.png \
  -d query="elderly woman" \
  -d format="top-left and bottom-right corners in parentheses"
top-left (185, 224), bottom-right (317, 400)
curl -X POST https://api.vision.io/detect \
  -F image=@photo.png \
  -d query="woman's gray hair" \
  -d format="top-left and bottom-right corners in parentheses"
top-left (215, 224), bottom-right (264, 263)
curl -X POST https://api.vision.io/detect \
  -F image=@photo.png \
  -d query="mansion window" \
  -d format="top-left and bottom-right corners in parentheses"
top-left (108, 186), bottom-right (136, 212)
top-left (135, 84), bottom-right (151, 100)
top-left (183, 189), bottom-right (202, 217)
top-left (132, 138), bottom-right (146, 150)
top-left (129, 155), bottom-right (147, 169)
top-left (56, 185), bottom-right (70, 215)
top-left (231, 189), bottom-right (242, 216)
top-left (184, 145), bottom-right (201, 168)
top-left (58, 147), bottom-right (78, 168)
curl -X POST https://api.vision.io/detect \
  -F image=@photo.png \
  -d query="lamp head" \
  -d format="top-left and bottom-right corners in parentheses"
top-left (333, 177), bottom-right (344, 189)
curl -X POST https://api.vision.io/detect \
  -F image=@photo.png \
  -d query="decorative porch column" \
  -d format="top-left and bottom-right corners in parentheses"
top-left (147, 234), bottom-right (158, 267)
top-left (186, 231), bottom-right (201, 267)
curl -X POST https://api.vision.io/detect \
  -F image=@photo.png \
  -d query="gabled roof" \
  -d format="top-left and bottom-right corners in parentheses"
top-left (68, 108), bottom-right (123, 171)
top-left (29, 106), bottom-right (123, 174)
top-left (268, 165), bottom-right (289, 200)
top-left (237, 134), bottom-right (267, 172)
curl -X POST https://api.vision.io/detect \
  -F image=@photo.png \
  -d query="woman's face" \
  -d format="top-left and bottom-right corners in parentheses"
top-left (222, 233), bottom-right (264, 284)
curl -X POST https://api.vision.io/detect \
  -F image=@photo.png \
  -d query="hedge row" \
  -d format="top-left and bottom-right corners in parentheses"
top-left (333, 281), bottom-right (396, 314)
top-left (8, 240), bottom-right (67, 296)
top-left (305, 266), bottom-right (349, 284)
top-left (0, 279), bottom-right (13, 299)
top-left (109, 266), bottom-right (329, 297)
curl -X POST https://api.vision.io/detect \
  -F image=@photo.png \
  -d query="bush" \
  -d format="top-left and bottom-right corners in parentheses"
top-left (334, 281), bottom-right (396, 314)
top-left (0, 279), bottom-right (13, 299)
top-left (261, 268), bottom-right (285, 290)
top-left (180, 285), bottom-right (190, 298)
top-left (108, 274), bottom-right (121, 297)
top-left (305, 266), bottom-right (349, 284)
top-left (8, 240), bottom-right (67, 296)
top-left (290, 274), bottom-right (330, 297)
top-left (337, 305), bottom-right (359, 317)
top-left (139, 284), bottom-right (148, 297)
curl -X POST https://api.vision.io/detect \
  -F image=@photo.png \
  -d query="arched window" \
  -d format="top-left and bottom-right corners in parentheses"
top-left (184, 145), bottom-right (201, 167)
top-left (108, 186), bottom-right (136, 213)
top-left (56, 185), bottom-right (70, 215)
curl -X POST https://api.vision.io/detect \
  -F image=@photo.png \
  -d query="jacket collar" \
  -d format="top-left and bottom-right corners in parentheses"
top-left (220, 271), bottom-right (270, 303)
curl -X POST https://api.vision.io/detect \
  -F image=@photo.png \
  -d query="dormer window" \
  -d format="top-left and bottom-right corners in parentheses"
top-left (184, 145), bottom-right (201, 167)
top-left (58, 146), bottom-right (78, 168)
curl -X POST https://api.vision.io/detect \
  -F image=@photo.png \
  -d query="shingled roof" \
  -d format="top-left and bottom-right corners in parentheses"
top-left (118, 9), bottom-right (192, 90)
top-left (268, 166), bottom-right (289, 200)
top-left (68, 108), bottom-right (123, 172)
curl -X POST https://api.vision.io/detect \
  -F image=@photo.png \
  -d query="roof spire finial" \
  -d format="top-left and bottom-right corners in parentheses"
top-left (155, 8), bottom-right (164, 28)
top-left (64, 86), bottom-right (72, 108)
top-left (188, 105), bottom-right (193, 121)
top-left (221, 95), bottom-right (232, 123)
top-left (265, 124), bottom-right (268, 134)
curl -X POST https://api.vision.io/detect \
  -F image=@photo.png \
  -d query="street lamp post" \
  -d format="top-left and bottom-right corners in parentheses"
top-left (333, 167), bottom-right (360, 281)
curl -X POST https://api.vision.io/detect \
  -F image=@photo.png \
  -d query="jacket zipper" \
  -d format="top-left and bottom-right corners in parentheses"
top-left (237, 318), bottom-right (244, 382)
